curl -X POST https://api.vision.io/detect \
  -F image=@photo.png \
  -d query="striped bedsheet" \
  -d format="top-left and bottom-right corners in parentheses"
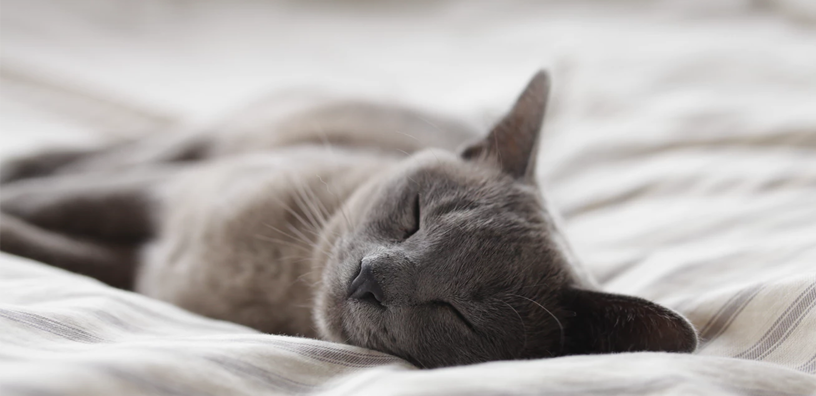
top-left (2, 0), bottom-right (816, 395)
top-left (0, 254), bottom-right (814, 395)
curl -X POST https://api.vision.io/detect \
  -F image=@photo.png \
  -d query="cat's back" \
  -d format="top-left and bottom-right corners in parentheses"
top-left (209, 96), bottom-right (480, 157)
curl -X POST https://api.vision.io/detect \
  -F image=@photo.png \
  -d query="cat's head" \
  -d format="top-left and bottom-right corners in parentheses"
top-left (312, 71), bottom-right (697, 368)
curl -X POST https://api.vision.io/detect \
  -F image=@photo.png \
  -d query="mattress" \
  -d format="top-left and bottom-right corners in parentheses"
top-left (1, 0), bottom-right (815, 395)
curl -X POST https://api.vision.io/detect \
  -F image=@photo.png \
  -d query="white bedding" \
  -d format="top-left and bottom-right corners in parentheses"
top-left (1, 0), bottom-right (815, 395)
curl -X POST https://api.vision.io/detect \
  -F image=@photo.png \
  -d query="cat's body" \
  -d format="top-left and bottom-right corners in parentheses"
top-left (1, 72), bottom-right (697, 368)
top-left (2, 98), bottom-right (475, 335)
top-left (137, 99), bottom-right (481, 336)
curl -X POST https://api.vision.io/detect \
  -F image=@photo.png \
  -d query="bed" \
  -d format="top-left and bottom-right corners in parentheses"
top-left (1, 0), bottom-right (815, 395)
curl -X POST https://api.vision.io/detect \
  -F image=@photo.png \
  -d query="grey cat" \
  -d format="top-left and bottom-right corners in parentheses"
top-left (0, 71), bottom-right (697, 368)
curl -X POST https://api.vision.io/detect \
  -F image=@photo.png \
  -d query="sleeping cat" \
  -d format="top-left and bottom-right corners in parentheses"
top-left (0, 71), bottom-right (697, 368)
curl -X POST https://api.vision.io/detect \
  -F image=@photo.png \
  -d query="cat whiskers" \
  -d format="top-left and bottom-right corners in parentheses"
top-left (313, 121), bottom-right (353, 231)
top-left (277, 263), bottom-right (322, 289)
top-left (258, 178), bottom-right (347, 287)
top-left (509, 293), bottom-right (565, 356)
top-left (252, 234), bottom-right (313, 255)
top-left (293, 177), bottom-right (342, 245)
top-left (259, 191), bottom-right (331, 258)
top-left (261, 222), bottom-right (309, 247)
top-left (411, 118), bottom-right (445, 165)
top-left (261, 176), bottom-right (335, 249)
top-left (317, 174), bottom-right (352, 230)
top-left (289, 270), bottom-right (319, 288)
top-left (313, 120), bottom-right (335, 157)
top-left (276, 184), bottom-right (322, 240)
top-left (395, 129), bottom-right (420, 143)
top-left (394, 149), bottom-right (421, 188)
top-left (292, 178), bottom-right (328, 234)
top-left (260, 223), bottom-right (333, 261)
top-left (500, 300), bottom-right (528, 358)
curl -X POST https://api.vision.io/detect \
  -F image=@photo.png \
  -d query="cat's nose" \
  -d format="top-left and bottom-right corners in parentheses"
top-left (348, 261), bottom-right (385, 305)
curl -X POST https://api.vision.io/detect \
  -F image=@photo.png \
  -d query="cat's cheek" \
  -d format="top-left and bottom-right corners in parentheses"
top-left (312, 288), bottom-right (346, 342)
top-left (312, 259), bottom-right (357, 343)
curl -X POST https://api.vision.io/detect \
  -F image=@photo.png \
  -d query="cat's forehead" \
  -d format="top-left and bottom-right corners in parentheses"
top-left (420, 208), bottom-right (558, 277)
top-left (397, 149), bottom-right (533, 201)
top-left (377, 149), bottom-right (567, 289)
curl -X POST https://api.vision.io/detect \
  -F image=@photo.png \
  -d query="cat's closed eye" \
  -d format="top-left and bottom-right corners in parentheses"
top-left (430, 300), bottom-right (475, 331)
top-left (401, 194), bottom-right (421, 239)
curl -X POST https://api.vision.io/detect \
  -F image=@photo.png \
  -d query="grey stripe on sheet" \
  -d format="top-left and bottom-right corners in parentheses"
top-left (2, 367), bottom-right (216, 396)
top-left (733, 281), bottom-right (816, 360)
top-left (0, 307), bottom-right (403, 369)
top-left (97, 366), bottom-right (218, 396)
top-left (697, 284), bottom-right (765, 349)
top-left (223, 337), bottom-right (407, 367)
top-left (0, 309), bottom-right (104, 343)
top-left (17, 291), bottom-right (248, 333)
top-left (440, 375), bottom-right (813, 396)
top-left (794, 353), bottom-right (816, 374)
top-left (203, 355), bottom-right (314, 393)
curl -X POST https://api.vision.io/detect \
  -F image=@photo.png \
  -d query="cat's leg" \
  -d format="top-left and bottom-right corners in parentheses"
top-left (0, 169), bottom-right (169, 240)
top-left (0, 168), bottom-right (176, 288)
top-left (0, 147), bottom-right (102, 184)
top-left (1, 130), bottom-right (211, 184)
top-left (1, 213), bottom-right (138, 289)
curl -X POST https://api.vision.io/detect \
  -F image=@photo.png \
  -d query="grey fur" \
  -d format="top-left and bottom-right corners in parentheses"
top-left (0, 71), bottom-right (697, 368)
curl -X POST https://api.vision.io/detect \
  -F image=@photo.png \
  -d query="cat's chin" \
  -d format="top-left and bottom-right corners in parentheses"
top-left (311, 285), bottom-right (346, 343)
top-left (313, 282), bottom-right (398, 357)
top-left (312, 280), bottom-right (368, 347)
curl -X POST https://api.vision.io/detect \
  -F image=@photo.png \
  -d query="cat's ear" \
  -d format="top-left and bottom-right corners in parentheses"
top-left (561, 288), bottom-right (698, 355)
top-left (461, 70), bottom-right (550, 181)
